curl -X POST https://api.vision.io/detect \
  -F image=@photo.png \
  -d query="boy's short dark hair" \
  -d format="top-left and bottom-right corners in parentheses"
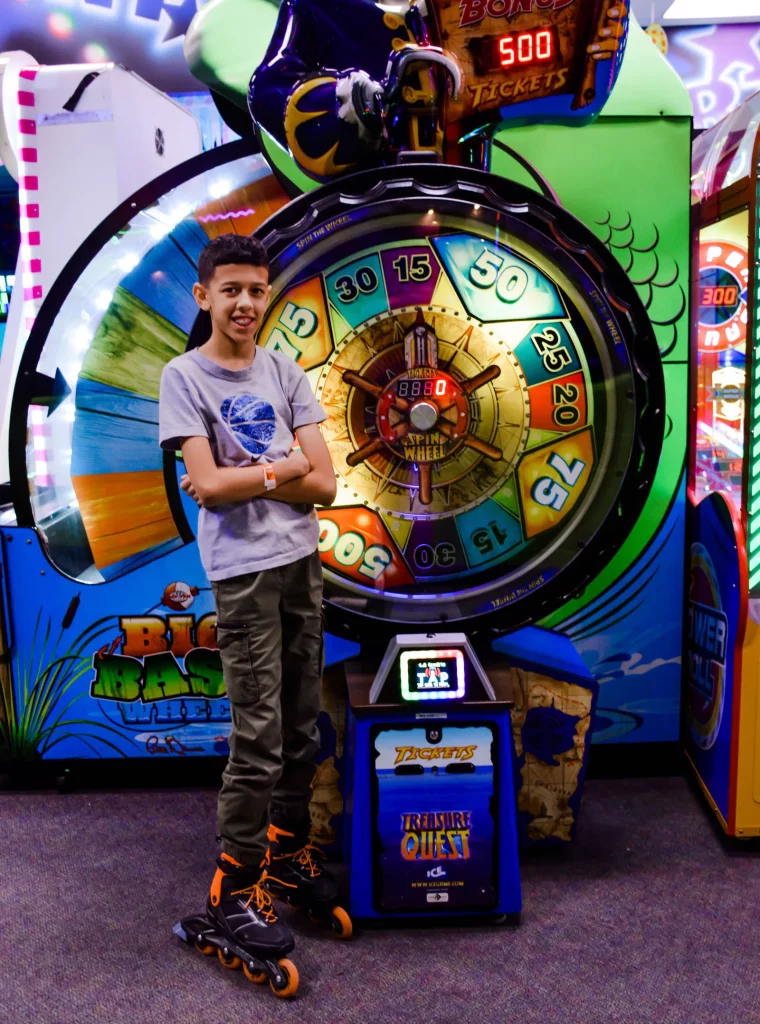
top-left (197, 234), bottom-right (270, 285)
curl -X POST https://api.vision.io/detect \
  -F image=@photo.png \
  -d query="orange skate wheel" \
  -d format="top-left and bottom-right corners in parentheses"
top-left (217, 947), bottom-right (242, 969)
top-left (330, 906), bottom-right (353, 940)
top-left (195, 939), bottom-right (215, 956)
top-left (270, 958), bottom-right (299, 998)
top-left (243, 962), bottom-right (267, 984)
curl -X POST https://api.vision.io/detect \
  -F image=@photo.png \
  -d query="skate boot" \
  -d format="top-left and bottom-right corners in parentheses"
top-left (266, 822), bottom-right (353, 939)
top-left (173, 853), bottom-right (299, 997)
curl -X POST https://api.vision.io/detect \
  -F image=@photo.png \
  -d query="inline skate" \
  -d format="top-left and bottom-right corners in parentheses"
top-left (173, 852), bottom-right (299, 997)
top-left (266, 821), bottom-right (353, 939)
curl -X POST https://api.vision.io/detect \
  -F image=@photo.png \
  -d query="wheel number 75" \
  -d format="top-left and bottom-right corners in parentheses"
top-left (531, 452), bottom-right (586, 511)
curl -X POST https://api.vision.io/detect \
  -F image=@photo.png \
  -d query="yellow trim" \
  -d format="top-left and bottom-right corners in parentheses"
top-left (685, 750), bottom-right (760, 837)
top-left (685, 750), bottom-right (730, 834)
top-left (284, 76), bottom-right (356, 180)
top-left (734, 615), bottom-right (760, 832)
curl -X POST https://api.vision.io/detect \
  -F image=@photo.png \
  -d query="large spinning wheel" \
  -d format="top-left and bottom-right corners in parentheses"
top-left (253, 165), bottom-right (663, 629)
top-left (10, 150), bottom-right (663, 635)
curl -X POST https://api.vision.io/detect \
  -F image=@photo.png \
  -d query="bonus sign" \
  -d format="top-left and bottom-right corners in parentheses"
top-left (697, 240), bottom-right (749, 352)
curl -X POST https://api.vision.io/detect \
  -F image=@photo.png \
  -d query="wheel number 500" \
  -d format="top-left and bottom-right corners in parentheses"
top-left (318, 519), bottom-right (391, 581)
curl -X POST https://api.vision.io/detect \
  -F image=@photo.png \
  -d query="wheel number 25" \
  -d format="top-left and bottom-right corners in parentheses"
top-left (318, 519), bottom-right (392, 580)
top-left (531, 452), bottom-right (586, 511)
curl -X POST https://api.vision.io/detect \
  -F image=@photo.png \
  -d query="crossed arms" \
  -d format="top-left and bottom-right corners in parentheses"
top-left (180, 422), bottom-right (337, 508)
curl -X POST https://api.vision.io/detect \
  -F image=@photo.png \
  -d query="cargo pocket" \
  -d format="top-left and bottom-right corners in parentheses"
top-left (317, 611), bottom-right (326, 678)
top-left (216, 621), bottom-right (259, 705)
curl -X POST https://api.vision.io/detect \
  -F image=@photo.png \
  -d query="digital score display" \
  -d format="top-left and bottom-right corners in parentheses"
top-left (478, 27), bottom-right (559, 74)
top-left (700, 286), bottom-right (739, 308)
top-left (395, 377), bottom-right (448, 399)
top-left (400, 649), bottom-right (465, 702)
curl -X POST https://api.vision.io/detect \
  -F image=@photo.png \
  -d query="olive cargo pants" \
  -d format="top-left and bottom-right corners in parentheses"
top-left (212, 550), bottom-right (324, 868)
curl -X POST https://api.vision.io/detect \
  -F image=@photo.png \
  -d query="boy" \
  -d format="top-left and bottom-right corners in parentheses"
top-left (159, 233), bottom-right (340, 973)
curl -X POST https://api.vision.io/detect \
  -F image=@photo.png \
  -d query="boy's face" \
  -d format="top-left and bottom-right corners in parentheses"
top-left (193, 263), bottom-right (271, 346)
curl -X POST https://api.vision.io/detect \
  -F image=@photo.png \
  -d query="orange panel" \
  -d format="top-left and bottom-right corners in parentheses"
top-left (318, 508), bottom-right (414, 589)
top-left (195, 175), bottom-right (290, 239)
top-left (529, 371), bottom-right (587, 433)
top-left (518, 428), bottom-right (595, 539)
top-left (258, 276), bottom-right (334, 371)
top-left (71, 470), bottom-right (178, 569)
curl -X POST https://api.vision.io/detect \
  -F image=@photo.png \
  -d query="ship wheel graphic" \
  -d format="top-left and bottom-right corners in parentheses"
top-left (342, 311), bottom-right (503, 504)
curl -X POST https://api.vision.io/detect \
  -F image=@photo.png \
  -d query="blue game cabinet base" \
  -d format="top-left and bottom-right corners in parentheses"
top-left (343, 635), bottom-right (522, 924)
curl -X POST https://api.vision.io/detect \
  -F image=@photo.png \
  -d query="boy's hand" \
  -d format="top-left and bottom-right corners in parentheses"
top-left (180, 474), bottom-right (203, 506)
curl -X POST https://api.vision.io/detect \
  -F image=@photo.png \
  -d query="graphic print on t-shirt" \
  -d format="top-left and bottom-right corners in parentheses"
top-left (220, 394), bottom-right (276, 456)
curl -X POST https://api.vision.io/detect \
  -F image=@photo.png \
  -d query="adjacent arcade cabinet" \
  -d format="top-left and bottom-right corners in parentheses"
top-left (687, 93), bottom-right (760, 836)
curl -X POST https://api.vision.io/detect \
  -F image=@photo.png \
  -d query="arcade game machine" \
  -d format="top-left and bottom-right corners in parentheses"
top-left (0, 54), bottom-right (201, 486)
top-left (0, 1), bottom-right (685, 858)
top-left (686, 93), bottom-right (760, 837)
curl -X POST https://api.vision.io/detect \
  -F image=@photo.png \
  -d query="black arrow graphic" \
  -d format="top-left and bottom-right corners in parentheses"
top-left (28, 368), bottom-right (71, 416)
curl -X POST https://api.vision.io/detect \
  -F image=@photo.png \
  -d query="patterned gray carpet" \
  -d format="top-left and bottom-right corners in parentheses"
top-left (1, 776), bottom-right (758, 1024)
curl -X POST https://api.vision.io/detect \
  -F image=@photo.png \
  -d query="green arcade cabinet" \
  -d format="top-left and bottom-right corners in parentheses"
top-left (0, 5), bottom-right (690, 868)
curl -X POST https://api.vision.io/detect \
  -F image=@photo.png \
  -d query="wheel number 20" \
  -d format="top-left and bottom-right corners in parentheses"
top-left (319, 519), bottom-right (391, 581)
top-left (531, 452), bottom-right (586, 511)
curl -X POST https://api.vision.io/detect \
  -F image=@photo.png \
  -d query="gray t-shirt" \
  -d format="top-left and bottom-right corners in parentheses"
top-left (159, 347), bottom-right (326, 581)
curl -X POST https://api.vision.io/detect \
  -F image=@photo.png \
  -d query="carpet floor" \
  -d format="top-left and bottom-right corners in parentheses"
top-left (1, 775), bottom-right (758, 1024)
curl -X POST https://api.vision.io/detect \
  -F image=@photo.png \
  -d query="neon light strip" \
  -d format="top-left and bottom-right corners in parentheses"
top-left (197, 208), bottom-right (257, 223)
top-left (400, 649), bottom-right (465, 701)
top-left (16, 66), bottom-right (43, 337)
top-left (16, 66), bottom-right (56, 489)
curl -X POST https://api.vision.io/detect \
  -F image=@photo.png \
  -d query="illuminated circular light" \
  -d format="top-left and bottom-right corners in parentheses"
top-left (71, 325), bottom-right (93, 351)
top-left (209, 179), bottom-right (231, 200)
top-left (150, 221), bottom-right (170, 240)
top-left (118, 252), bottom-right (139, 273)
top-left (168, 203), bottom-right (193, 228)
top-left (94, 290), bottom-right (113, 311)
top-left (82, 42), bottom-right (108, 63)
top-left (48, 12), bottom-right (74, 39)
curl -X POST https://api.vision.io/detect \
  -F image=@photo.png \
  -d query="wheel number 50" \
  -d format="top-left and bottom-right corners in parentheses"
top-left (469, 247), bottom-right (528, 304)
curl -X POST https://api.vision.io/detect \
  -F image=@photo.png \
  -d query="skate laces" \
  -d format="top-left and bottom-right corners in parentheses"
top-left (231, 874), bottom-right (278, 924)
top-left (292, 842), bottom-right (325, 879)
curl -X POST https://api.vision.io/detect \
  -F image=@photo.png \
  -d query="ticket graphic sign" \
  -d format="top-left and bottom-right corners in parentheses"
top-left (373, 725), bottom-right (498, 912)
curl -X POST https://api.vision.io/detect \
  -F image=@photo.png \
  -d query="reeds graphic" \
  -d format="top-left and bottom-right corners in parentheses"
top-left (1, 608), bottom-right (137, 760)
